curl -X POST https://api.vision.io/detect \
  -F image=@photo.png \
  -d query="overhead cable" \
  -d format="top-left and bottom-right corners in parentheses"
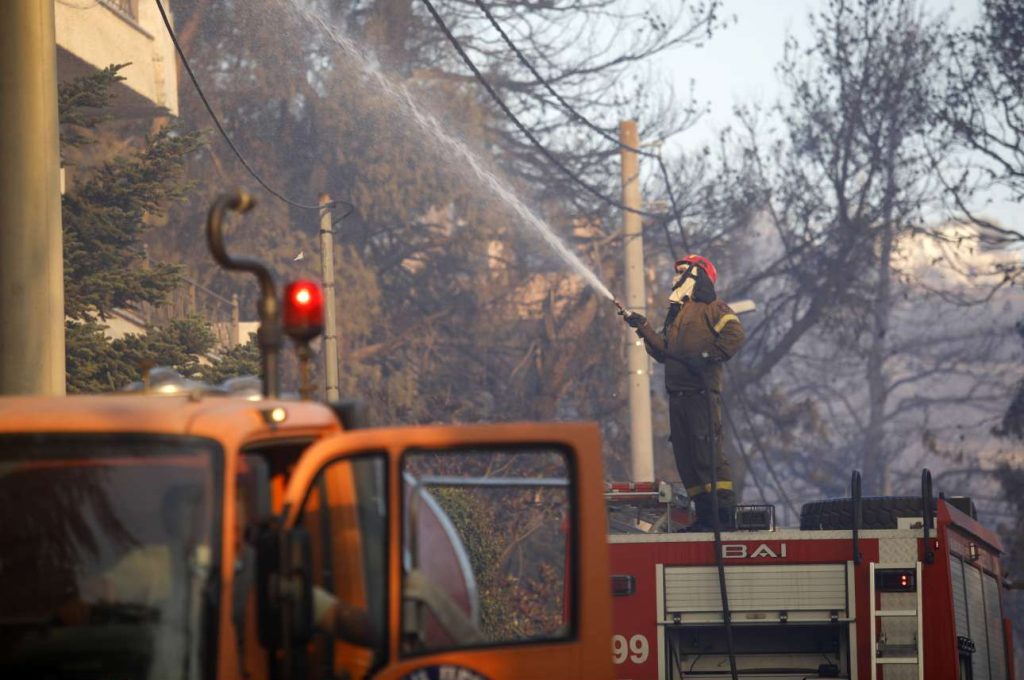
top-left (419, 0), bottom-right (670, 220)
top-left (471, 0), bottom-right (691, 253)
top-left (472, 0), bottom-right (658, 160)
top-left (154, 0), bottom-right (354, 215)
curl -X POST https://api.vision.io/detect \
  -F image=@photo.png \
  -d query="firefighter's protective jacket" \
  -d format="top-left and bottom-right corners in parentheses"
top-left (636, 299), bottom-right (745, 393)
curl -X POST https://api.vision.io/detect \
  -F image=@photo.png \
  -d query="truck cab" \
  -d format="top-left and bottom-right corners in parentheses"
top-left (0, 395), bottom-right (614, 680)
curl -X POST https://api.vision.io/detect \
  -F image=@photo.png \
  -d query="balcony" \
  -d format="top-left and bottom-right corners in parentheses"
top-left (55, 0), bottom-right (179, 118)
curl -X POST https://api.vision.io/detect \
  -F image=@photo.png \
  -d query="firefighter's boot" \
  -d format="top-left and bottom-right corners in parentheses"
top-left (716, 490), bottom-right (736, 531)
top-left (680, 493), bottom-right (714, 532)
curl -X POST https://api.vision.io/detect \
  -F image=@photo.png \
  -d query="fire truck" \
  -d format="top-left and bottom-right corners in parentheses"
top-left (606, 471), bottom-right (1016, 680)
top-left (0, 192), bottom-right (615, 680)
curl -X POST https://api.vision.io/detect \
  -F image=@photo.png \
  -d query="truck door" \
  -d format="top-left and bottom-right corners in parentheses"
top-left (277, 422), bottom-right (614, 680)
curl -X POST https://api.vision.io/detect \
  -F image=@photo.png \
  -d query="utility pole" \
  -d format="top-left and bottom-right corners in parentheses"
top-left (230, 294), bottom-right (240, 347)
top-left (620, 120), bottom-right (654, 482)
top-left (319, 194), bottom-right (340, 401)
top-left (0, 2), bottom-right (65, 395)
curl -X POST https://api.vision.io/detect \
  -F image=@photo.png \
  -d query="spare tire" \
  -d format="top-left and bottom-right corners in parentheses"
top-left (800, 497), bottom-right (929, 530)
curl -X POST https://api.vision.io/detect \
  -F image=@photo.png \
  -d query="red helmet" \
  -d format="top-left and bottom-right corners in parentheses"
top-left (675, 254), bottom-right (718, 284)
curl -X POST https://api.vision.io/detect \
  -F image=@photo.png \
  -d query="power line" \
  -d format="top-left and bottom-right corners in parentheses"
top-left (657, 156), bottom-right (690, 255)
top-left (419, 0), bottom-right (670, 220)
top-left (472, 0), bottom-right (658, 160)
top-left (154, 0), bottom-right (353, 215)
top-left (470, 0), bottom-right (691, 254)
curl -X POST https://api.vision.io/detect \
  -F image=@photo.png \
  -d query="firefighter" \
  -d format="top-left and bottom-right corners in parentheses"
top-left (622, 254), bottom-right (745, 530)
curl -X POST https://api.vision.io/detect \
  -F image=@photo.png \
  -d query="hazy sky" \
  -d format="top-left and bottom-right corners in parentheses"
top-left (667, 0), bottom-right (813, 144)
top-left (670, 0), bottom-right (975, 140)
top-left (658, 0), bottom-right (1021, 232)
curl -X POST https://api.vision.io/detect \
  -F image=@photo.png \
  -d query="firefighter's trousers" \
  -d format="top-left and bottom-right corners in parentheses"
top-left (668, 390), bottom-right (734, 506)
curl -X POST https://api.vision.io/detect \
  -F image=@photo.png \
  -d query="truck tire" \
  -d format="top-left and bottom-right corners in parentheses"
top-left (800, 497), bottom-right (927, 530)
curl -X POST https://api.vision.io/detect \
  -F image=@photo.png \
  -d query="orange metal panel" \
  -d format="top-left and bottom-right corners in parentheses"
top-left (283, 422), bottom-right (615, 680)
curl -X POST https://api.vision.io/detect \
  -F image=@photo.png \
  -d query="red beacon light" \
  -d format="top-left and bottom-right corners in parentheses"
top-left (282, 279), bottom-right (324, 343)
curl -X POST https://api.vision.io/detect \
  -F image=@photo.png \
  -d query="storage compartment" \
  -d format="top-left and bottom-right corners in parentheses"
top-left (663, 564), bottom-right (849, 624)
top-left (665, 623), bottom-right (849, 679)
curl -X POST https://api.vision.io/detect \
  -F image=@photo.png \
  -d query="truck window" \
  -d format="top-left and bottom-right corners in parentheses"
top-left (400, 447), bottom-right (572, 656)
top-left (299, 454), bottom-right (387, 680)
top-left (0, 434), bottom-right (222, 680)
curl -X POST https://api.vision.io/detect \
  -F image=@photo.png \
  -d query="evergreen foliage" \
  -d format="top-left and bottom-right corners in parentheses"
top-left (201, 334), bottom-right (262, 384)
top-left (59, 65), bottom-right (258, 392)
top-left (66, 316), bottom-right (223, 393)
top-left (57, 64), bottom-right (122, 153)
top-left (60, 65), bottom-right (201, 320)
top-left (64, 320), bottom-right (140, 393)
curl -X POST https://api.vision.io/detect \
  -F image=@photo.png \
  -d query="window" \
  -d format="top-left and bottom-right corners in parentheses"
top-left (0, 434), bottom-right (222, 680)
top-left (401, 447), bottom-right (572, 655)
top-left (299, 455), bottom-right (387, 680)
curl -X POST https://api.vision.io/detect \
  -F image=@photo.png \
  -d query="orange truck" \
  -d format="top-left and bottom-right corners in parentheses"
top-left (0, 192), bottom-right (615, 680)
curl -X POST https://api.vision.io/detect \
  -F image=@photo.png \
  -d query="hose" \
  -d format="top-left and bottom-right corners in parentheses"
top-left (705, 384), bottom-right (739, 680)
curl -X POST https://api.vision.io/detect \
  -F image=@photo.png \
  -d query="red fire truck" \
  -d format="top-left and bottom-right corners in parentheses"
top-left (606, 471), bottom-right (1015, 680)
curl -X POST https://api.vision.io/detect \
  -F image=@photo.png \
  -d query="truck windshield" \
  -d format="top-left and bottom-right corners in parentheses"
top-left (0, 434), bottom-right (222, 680)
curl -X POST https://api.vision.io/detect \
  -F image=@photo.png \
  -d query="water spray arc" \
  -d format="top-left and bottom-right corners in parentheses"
top-left (285, 1), bottom-right (616, 302)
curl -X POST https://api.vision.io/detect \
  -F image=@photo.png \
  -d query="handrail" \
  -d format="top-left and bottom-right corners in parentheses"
top-left (922, 469), bottom-right (935, 565)
top-left (206, 191), bottom-right (282, 398)
top-left (851, 470), bottom-right (862, 565)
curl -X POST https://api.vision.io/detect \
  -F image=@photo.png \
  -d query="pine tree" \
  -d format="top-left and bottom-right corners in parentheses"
top-left (59, 65), bottom-right (236, 392)
top-left (60, 65), bottom-right (200, 320)
top-left (201, 334), bottom-right (262, 384)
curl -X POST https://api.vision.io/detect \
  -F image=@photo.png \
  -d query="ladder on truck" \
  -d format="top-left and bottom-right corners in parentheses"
top-left (869, 561), bottom-right (924, 679)
top-left (864, 469), bottom-right (933, 680)
top-left (868, 561), bottom-right (925, 675)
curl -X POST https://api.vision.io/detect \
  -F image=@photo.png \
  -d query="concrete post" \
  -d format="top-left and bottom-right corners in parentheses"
top-left (0, 2), bottom-right (66, 395)
top-left (319, 194), bottom-right (340, 401)
top-left (230, 293), bottom-right (240, 346)
top-left (620, 120), bottom-right (654, 482)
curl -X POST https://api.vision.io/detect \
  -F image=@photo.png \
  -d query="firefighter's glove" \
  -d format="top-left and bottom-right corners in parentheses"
top-left (623, 311), bottom-right (647, 328)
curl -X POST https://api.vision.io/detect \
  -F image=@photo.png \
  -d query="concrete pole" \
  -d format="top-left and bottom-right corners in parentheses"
top-left (620, 121), bottom-right (654, 482)
top-left (319, 194), bottom-right (340, 401)
top-left (230, 294), bottom-right (240, 347)
top-left (0, 2), bottom-right (65, 395)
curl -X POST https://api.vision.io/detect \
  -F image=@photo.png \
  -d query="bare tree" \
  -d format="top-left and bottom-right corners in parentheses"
top-left (673, 0), bottom-right (1024, 500)
top-left (940, 0), bottom-right (1024, 244)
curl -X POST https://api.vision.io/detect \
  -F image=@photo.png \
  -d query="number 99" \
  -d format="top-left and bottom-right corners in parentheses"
top-left (612, 634), bottom-right (649, 664)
